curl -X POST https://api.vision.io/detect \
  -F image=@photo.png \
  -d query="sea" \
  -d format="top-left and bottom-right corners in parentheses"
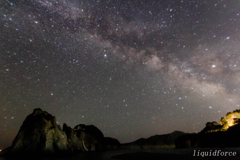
top-left (1, 148), bottom-right (240, 160)
top-left (0, 150), bottom-right (138, 160)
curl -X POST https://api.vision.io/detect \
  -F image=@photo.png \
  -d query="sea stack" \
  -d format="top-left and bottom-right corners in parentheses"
top-left (7, 108), bottom-right (120, 156)
top-left (9, 108), bottom-right (69, 155)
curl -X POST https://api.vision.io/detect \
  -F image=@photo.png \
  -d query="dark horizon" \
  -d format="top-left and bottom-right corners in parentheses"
top-left (1, 0), bottom-right (240, 150)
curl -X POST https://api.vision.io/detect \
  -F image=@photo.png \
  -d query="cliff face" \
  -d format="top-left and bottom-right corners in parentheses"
top-left (73, 124), bottom-right (105, 151)
top-left (62, 123), bottom-right (85, 152)
top-left (8, 108), bottom-right (120, 156)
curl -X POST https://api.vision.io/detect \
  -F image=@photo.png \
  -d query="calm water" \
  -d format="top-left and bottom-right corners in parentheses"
top-left (1, 149), bottom-right (240, 160)
top-left (0, 150), bottom-right (140, 160)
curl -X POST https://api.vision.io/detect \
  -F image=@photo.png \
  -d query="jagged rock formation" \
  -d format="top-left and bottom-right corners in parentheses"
top-left (9, 108), bottom-right (69, 155)
top-left (73, 124), bottom-right (105, 150)
top-left (175, 109), bottom-right (240, 148)
top-left (6, 108), bottom-right (120, 156)
top-left (123, 131), bottom-right (185, 149)
top-left (62, 123), bottom-right (85, 152)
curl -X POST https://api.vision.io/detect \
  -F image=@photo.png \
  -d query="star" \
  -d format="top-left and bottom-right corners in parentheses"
top-left (0, 0), bottom-right (240, 149)
top-left (212, 65), bottom-right (216, 68)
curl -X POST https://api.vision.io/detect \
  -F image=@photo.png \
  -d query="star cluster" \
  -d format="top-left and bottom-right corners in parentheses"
top-left (1, 0), bottom-right (240, 149)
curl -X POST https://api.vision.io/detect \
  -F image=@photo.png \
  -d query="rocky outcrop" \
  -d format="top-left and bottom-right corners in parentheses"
top-left (175, 109), bottom-right (240, 148)
top-left (104, 137), bottom-right (121, 150)
top-left (73, 124), bottom-right (105, 151)
top-left (62, 123), bottom-right (84, 152)
top-left (9, 108), bottom-right (68, 155)
top-left (6, 108), bottom-right (120, 156)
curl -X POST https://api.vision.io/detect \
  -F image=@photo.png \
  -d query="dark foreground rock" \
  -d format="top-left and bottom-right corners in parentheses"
top-left (104, 137), bottom-right (121, 150)
top-left (122, 131), bottom-right (185, 149)
top-left (4, 108), bottom-right (120, 156)
top-left (9, 108), bottom-right (69, 155)
top-left (175, 109), bottom-right (240, 148)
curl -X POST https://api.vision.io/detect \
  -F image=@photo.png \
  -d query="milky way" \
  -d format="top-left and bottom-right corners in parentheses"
top-left (1, 0), bottom-right (240, 149)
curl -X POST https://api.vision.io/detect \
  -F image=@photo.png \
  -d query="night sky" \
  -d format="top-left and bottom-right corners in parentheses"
top-left (1, 0), bottom-right (240, 149)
